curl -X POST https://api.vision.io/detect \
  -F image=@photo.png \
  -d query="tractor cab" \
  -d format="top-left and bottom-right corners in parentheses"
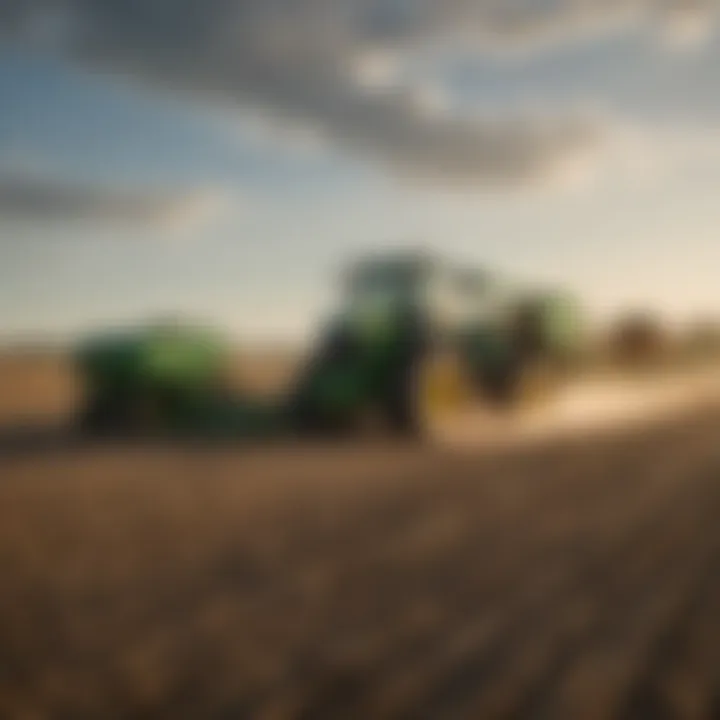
top-left (339, 251), bottom-right (499, 345)
top-left (289, 252), bottom-right (502, 435)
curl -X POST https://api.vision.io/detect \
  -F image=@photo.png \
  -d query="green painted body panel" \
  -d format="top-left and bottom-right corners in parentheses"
top-left (74, 324), bottom-right (237, 432)
top-left (76, 324), bottom-right (227, 392)
top-left (291, 314), bottom-right (412, 422)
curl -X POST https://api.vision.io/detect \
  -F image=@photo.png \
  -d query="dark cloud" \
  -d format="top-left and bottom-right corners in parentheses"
top-left (0, 176), bottom-right (222, 226)
top-left (1, 1), bottom-right (716, 182)
top-left (3, 1), bottom-right (716, 52)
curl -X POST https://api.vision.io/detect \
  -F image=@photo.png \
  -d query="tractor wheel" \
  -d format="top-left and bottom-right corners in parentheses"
top-left (287, 390), bottom-right (334, 438)
top-left (78, 394), bottom-right (166, 438)
top-left (388, 350), bottom-right (473, 440)
top-left (121, 392), bottom-right (168, 437)
top-left (77, 396), bottom-right (117, 437)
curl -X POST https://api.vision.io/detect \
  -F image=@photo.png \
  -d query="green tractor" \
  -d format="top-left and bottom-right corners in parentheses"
top-left (288, 251), bottom-right (585, 437)
top-left (74, 252), bottom-right (584, 440)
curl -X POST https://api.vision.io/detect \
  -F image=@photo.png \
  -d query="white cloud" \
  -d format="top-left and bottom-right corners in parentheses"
top-left (657, 1), bottom-right (718, 49)
top-left (351, 48), bottom-right (406, 92)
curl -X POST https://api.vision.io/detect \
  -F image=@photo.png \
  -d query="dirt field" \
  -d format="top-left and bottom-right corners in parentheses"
top-left (1, 357), bottom-right (720, 719)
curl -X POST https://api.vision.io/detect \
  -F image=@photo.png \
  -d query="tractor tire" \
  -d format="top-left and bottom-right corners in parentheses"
top-left (121, 392), bottom-right (169, 438)
top-left (77, 397), bottom-right (117, 437)
top-left (80, 393), bottom-right (167, 438)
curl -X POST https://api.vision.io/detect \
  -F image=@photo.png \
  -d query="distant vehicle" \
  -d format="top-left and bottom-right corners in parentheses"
top-left (609, 312), bottom-right (669, 368)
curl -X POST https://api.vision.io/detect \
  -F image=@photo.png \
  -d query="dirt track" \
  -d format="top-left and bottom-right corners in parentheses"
top-left (1, 402), bottom-right (720, 719)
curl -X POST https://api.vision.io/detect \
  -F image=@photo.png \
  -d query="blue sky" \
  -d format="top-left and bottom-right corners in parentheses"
top-left (1, 1), bottom-right (720, 342)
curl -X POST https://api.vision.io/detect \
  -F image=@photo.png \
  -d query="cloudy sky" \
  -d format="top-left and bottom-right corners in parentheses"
top-left (1, 0), bottom-right (720, 341)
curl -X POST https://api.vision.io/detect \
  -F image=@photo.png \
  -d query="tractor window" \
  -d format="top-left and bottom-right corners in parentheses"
top-left (346, 266), bottom-right (418, 313)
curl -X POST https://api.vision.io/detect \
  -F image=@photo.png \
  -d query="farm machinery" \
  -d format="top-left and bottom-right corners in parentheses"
top-left (75, 251), bottom-right (585, 440)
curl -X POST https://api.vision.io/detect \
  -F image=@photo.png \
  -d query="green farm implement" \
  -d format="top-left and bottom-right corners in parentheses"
top-left (74, 251), bottom-right (584, 440)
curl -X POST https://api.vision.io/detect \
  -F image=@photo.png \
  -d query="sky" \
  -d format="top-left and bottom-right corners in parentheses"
top-left (1, 0), bottom-right (720, 343)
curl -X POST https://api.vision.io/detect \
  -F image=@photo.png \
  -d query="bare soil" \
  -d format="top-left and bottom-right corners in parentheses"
top-left (1, 356), bottom-right (720, 719)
